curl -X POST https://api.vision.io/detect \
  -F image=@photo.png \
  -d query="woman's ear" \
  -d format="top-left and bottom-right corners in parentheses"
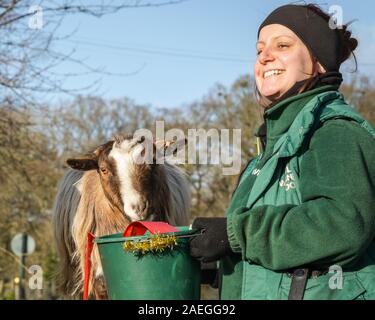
top-left (316, 62), bottom-right (326, 74)
top-left (311, 55), bottom-right (326, 76)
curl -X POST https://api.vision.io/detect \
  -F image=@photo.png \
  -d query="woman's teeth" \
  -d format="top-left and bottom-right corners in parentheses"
top-left (264, 69), bottom-right (284, 78)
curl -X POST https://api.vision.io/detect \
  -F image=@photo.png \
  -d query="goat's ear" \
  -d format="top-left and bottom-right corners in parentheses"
top-left (67, 155), bottom-right (98, 171)
top-left (155, 138), bottom-right (187, 157)
top-left (166, 138), bottom-right (187, 157)
top-left (67, 140), bottom-right (114, 171)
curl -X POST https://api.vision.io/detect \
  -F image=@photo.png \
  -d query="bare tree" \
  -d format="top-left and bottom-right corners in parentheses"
top-left (0, 1), bottom-right (188, 299)
top-left (341, 75), bottom-right (375, 125)
top-left (0, 0), bottom-right (187, 106)
top-left (50, 95), bottom-right (155, 159)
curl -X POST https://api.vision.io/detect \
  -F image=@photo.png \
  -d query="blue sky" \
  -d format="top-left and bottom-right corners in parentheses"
top-left (52, 0), bottom-right (375, 108)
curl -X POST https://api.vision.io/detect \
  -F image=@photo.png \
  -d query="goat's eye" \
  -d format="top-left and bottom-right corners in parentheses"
top-left (100, 167), bottom-right (108, 174)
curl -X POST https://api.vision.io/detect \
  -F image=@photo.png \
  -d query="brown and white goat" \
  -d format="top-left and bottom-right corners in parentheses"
top-left (52, 135), bottom-right (190, 299)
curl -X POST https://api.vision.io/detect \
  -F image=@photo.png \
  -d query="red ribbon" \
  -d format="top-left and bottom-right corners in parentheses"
top-left (123, 221), bottom-right (179, 237)
top-left (83, 232), bottom-right (95, 300)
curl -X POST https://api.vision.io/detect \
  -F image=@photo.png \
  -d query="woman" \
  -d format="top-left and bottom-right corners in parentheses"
top-left (189, 4), bottom-right (375, 300)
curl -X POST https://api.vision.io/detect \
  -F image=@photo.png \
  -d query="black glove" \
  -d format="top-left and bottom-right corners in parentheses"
top-left (201, 261), bottom-right (219, 288)
top-left (189, 217), bottom-right (232, 263)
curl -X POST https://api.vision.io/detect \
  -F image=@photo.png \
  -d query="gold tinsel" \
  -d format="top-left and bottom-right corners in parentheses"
top-left (123, 233), bottom-right (178, 255)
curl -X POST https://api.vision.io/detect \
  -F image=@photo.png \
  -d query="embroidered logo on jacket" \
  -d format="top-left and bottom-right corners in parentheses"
top-left (279, 165), bottom-right (296, 191)
top-left (252, 168), bottom-right (261, 176)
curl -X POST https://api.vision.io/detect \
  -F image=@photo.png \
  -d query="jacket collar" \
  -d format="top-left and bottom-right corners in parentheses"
top-left (262, 85), bottom-right (338, 155)
top-left (273, 89), bottom-right (343, 158)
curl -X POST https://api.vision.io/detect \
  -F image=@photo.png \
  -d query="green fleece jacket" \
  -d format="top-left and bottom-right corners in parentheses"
top-left (221, 86), bottom-right (375, 300)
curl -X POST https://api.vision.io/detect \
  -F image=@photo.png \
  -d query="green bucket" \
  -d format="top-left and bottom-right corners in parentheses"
top-left (94, 226), bottom-right (201, 300)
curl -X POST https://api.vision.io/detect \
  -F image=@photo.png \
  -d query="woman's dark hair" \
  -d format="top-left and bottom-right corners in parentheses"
top-left (255, 3), bottom-right (358, 108)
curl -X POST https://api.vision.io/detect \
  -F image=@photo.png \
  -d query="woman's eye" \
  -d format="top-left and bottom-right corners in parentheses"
top-left (278, 43), bottom-right (290, 49)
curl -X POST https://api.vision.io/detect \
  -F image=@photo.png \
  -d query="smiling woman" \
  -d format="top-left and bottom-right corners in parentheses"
top-left (255, 26), bottom-right (325, 103)
top-left (189, 3), bottom-right (375, 300)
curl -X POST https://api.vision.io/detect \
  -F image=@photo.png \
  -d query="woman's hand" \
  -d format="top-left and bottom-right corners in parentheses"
top-left (189, 217), bottom-right (232, 263)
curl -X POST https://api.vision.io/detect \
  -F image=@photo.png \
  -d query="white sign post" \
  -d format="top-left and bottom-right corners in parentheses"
top-left (11, 233), bottom-right (35, 257)
top-left (10, 233), bottom-right (36, 299)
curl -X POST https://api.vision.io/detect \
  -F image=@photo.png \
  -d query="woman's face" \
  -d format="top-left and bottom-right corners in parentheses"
top-left (254, 24), bottom-right (319, 103)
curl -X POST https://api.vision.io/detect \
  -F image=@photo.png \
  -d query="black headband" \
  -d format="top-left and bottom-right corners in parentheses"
top-left (258, 5), bottom-right (343, 72)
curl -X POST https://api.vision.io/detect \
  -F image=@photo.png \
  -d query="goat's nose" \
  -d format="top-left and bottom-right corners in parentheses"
top-left (131, 202), bottom-right (148, 214)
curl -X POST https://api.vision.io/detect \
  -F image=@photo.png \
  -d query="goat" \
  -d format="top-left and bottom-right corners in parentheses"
top-left (52, 135), bottom-right (190, 299)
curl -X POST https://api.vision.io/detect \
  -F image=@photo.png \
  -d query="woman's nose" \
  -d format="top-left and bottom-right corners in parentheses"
top-left (258, 47), bottom-right (275, 64)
